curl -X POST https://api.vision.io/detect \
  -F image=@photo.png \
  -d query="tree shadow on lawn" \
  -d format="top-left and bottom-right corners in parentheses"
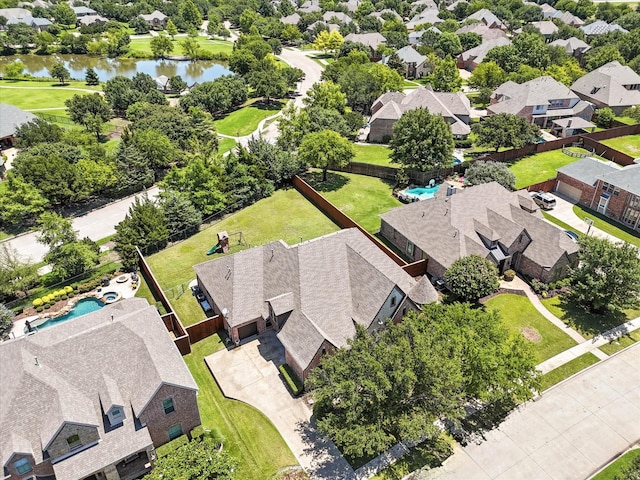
top-left (251, 99), bottom-right (286, 111)
top-left (551, 295), bottom-right (630, 338)
top-left (301, 171), bottom-right (349, 192)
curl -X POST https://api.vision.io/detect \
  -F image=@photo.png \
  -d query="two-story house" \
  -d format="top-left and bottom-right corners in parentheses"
top-left (139, 10), bottom-right (168, 29)
top-left (380, 45), bottom-right (430, 79)
top-left (1, 298), bottom-right (200, 480)
top-left (193, 228), bottom-right (438, 381)
top-left (380, 182), bottom-right (580, 283)
top-left (487, 76), bottom-right (594, 128)
top-left (571, 61), bottom-right (640, 115)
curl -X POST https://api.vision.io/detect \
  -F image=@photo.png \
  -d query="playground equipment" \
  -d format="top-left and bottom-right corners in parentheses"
top-left (206, 231), bottom-right (245, 255)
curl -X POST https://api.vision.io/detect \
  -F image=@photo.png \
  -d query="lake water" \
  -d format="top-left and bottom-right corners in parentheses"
top-left (0, 54), bottom-right (231, 84)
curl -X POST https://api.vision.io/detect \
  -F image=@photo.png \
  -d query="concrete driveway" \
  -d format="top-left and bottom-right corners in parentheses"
top-left (205, 331), bottom-right (356, 480)
top-left (418, 343), bottom-right (640, 480)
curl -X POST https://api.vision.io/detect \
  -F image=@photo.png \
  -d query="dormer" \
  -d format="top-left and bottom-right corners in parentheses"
top-left (100, 374), bottom-right (126, 427)
top-left (474, 219), bottom-right (500, 248)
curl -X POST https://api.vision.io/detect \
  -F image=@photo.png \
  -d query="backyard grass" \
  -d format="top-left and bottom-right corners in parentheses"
top-left (483, 294), bottom-right (577, 363)
top-left (538, 352), bottom-right (600, 391)
top-left (214, 100), bottom-right (285, 137)
top-left (352, 144), bottom-right (395, 167)
top-left (184, 336), bottom-right (298, 480)
top-left (302, 171), bottom-right (401, 233)
top-left (508, 150), bottom-right (579, 189)
top-left (613, 115), bottom-right (638, 125)
top-left (599, 134), bottom-right (640, 158)
top-left (598, 329), bottom-right (640, 355)
top-left (127, 37), bottom-right (233, 56)
top-left (218, 137), bottom-right (237, 154)
top-left (592, 448), bottom-right (640, 480)
top-left (144, 189), bottom-right (339, 325)
top-left (541, 295), bottom-right (640, 339)
top-left (572, 204), bottom-right (640, 247)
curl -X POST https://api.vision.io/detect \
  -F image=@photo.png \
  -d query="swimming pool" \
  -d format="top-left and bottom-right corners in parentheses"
top-left (403, 184), bottom-right (441, 200)
top-left (29, 297), bottom-right (104, 332)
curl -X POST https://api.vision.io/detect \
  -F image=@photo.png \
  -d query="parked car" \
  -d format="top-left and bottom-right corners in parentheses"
top-left (564, 230), bottom-right (579, 243)
top-left (530, 191), bottom-right (556, 210)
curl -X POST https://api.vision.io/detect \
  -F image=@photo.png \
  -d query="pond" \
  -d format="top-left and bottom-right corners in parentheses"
top-left (0, 54), bottom-right (231, 84)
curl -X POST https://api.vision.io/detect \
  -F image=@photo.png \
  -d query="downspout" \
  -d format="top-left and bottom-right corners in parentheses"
top-left (589, 179), bottom-right (600, 210)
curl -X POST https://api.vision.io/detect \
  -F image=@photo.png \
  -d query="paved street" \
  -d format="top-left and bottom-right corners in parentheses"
top-left (3, 186), bottom-right (159, 264)
top-left (418, 343), bottom-right (640, 480)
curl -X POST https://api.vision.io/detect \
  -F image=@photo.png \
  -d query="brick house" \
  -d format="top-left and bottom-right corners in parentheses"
top-left (380, 182), bottom-right (580, 283)
top-left (0, 104), bottom-right (36, 149)
top-left (457, 37), bottom-right (511, 71)
top-left (368, 86), bottom-right (471, 143)
top-left (488, 76), bottom-right (594, 128)
top-left (1, 298), bottom-right (200, 480)
top-left (139, 10), bottom-right (168, 29)
top-left (194, 228), bottom-right (438, 380)
top-left (556, 158), bottom-right (640, 231)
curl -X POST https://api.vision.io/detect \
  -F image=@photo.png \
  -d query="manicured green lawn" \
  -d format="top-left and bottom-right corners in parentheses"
top-left (352, 144), bottom-right (395, 167)
top-left (613, 115), bottom-right (638, 125)
top-left (600, 134), bottom-right (640, 158)
top-left (145, 189), bottom-right (339, 325)
top-left (541, 295), bottom-right (640, 339)
top-left (509, 150), bottom-right (579, 189)
top-left (592, 448), bottom-right (640, 480)
top-left (0, 80), bottom-right (101, 110)
top-left (483, 294), bottom-right (577, 363)
top-left (127, 37), bottom-right (233, 56)
top-left (0, 79), bottom-right (102, 91)
top-left (572, 204), bottom-right (640, 247)
top-left (184, 336), bottom-right (298, 480)
top-left (214, 100), bottom-right (285, 137)
top-left (218, 137), bottom-right (236, 154)
top-left (302, 171), bottom-right (401, 234)
top-left (598, 329), bottom-right (640, 355)
top-left (538, 352), bottom-right (600, 391)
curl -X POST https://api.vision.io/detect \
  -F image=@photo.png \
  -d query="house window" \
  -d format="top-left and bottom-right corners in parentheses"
top-left (112, 408), bottom-right (121, 417)
top-left (67, 434), bottom-right (83, 451)
top-left (14, 458), bottom-right (32, 475)
top-left (406, 241), bottom-right (414, 256)
top-left (162, 398), bottom-right (175, 415)
top-left (167, 424), bottom-right (183, 440)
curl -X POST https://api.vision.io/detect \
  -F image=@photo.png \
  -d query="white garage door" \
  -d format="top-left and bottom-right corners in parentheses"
top-left (556, 181), bottom-right (581, 201)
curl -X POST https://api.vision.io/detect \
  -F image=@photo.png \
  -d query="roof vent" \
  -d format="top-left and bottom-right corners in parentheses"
top-left (34, 357), bottom-right (39, 366)
top-left (111, 314), bottom-right (114, 322)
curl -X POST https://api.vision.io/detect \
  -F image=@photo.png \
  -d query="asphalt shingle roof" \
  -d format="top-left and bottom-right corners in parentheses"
top-left (571, 61), bottom-right (640, 109)
top-left (557, 157), bottom-right (617, 186)
top-left (0, 104), bottom-right (36, 140)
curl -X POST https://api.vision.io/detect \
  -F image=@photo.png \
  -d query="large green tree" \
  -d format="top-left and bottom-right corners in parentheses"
top-left (297, 130), bottom-right (354, 181)
top-left (143, 437), bottom-right (237, 480)
top-left (445, 255), bottom-right (500, 301)
top-left (15, 118), bottom-right (63, 148)
top-left (390, 108), bottom-right (454, 171)
top-left (472, 113), bottom-right (540, 151)
top-left (0, 303), bottom-right (14, 340)
top-left (465, 161), bottom-right (516, 190)
top-left (0, 244), bottom-right (39, 302)
top-left (150, 34), bottom-right (174, 58)
top-left (469, 61), bottom-right (507, 90)
top-left (49, 62), bottom-right (70, 85)
top-left (308, 302), bottom-right (538, 458)
top-left (569, 236), bottom-right (640, 313)
top-left (0, 175), bottom-right (49, 227)
top-left (431, 55), bottom-right (462, 92)
top-left (65, 94), bottom-right (112, 140)
top-left (52, 3), bottom-right (76, 26)
top-left (160, 191), bottom-right (203, 238)
top-left (303, 81), bottom-right (347, 113)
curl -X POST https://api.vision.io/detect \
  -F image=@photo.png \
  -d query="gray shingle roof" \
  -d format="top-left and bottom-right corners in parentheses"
top-left (380, 182), bottom-right (578, 271)
top-left (394, 45), bottom-right (427, 65)
top-left (548, 37), bottom-right (590, 55)
top-left (322, 11), bottom-right (352, 23)
top-left (531, 20), bottom-right (559, 35)
top-left (281, 12), bottom-right (301, 24)
top-left (460, 37), bottom-right (511, 64)
top-left (467, 8), bottom-right (505, 28)
top-left (139, 10), bottom-right (167, 21)
top-left (571, 61), bottom-right (640, 109)
top-left (599, 164), bottom-right (640, 197)
top-left (344, 32), bottom-right (387, 50)
top-left (489, 76), bottom-right (582, 116)
top-left (0, 104), bottom-right (36, 140)
top-left (194, 229), bottom-right (437, 371)
top-left (456, 23), bottom-right (507, 41)
top-left (0, 298), bottom-right (197, 469)
top-left (557, 156), bottom-right (617, 186)
top-left (580, 19), bottom-right (627, 35)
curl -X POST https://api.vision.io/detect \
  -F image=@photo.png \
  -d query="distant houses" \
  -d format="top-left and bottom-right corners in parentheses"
top-left (458, 37), bottom-right (511, 71)
top-left (0, 104), bottom-right (36, 149)
top-left (0, 7), bottom-right (51, 31)
top-left (380, 45), bottom-right (430, 78)
top-left (139, 10), bottom-right (168, 30)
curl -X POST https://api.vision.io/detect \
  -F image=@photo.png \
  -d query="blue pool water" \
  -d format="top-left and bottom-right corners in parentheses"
top-left (32, 298), bottom-right (104, 332)
top-left (405, 185), bottom-right (441, 200)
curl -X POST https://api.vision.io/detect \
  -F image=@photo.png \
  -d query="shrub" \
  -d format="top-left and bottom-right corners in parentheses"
top-left (61, 294), bottom-right (68, 300)
top-left (64, 286), bottom-right (73, 294)
top-left (455, 138), bottom-right (472, 148)
top-left (32, 298), bottom-right (43, 308)
top-left (190, 425), bottom-right (206, 440)
top-left (36, 306), bottom-right (44, 312)
top-left (44, 303), bottom-right (51, 309)
top-left (155, 434), bottom-right (189, 458)
top-left (444, 255), bottom-right (500, 301)
top-left (503, 269), bottom-right (515, 281)
top-left (530, 278), bottom-right (548, 294)
top-left (278, 363), bottom-right (304, 396)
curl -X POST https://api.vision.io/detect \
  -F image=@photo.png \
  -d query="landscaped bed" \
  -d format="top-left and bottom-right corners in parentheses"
top-left (483, 293), bottom-right (577, 362)
top-left (599, 134), bottom-right (640, 158)
top-left (301, 171), bottom-right (402, 234)
top-left (144, 189), bottom-right (340, 325)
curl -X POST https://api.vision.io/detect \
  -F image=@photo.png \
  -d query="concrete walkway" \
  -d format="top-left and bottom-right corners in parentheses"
top-left (416, 343), bottom-right (640, 480)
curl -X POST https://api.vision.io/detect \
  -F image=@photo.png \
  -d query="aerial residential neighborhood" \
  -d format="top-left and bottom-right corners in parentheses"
top-left (1, 0), bottom-right (639, 478)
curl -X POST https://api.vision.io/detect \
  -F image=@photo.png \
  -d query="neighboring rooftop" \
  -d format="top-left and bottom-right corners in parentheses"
top-left (571, 61), bottom-right (640, 109)
top-left (0, 104), bottom-right (37, 140)
top-left (580, 19), bottom-right (627, 35)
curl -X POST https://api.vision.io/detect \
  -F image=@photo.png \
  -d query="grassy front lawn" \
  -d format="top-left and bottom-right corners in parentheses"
top-left (483, 294), bottom-right (577, 362)
top-left (301, 171), bottom-right (401, 234)
top-left (218, 137), bottom-right (236, 154)
top-left (214, 100), bottom-right (285, 137)
top-left (508, 150), bottom-right (579, 189)
top-left (541, 295), bottom-right (640, 339)
top-left (184, 336), bottom-right (298, 480)
top-left (538, 352), bottom-right (600, 391)
top-left (598, 329), bottom-right (640, 355)
top-left (145, 189), bottom-right (340, 325)
top-left (592, 449), bottom-right (640, 480)
top-left (600, 134), bottom-right (640, 157)
top-left (127, 37), bottom-right (234, 56)
top-left (352, 144), bottom-right (395, 167)
top-left (572, 204), bottom-right (640, 247)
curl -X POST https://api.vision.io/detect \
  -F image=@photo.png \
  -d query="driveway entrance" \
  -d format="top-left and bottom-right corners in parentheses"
top-left (205, 331), bottom-right (355, 479)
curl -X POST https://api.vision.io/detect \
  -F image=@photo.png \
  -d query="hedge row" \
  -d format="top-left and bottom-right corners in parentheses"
top-left (278, 363), bottom-right (304, 396)
top-left (155, 434), bottom-right (188, 458)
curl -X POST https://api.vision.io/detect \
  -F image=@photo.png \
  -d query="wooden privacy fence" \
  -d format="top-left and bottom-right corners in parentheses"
top-left (333, 161), bottom-right (464, 185)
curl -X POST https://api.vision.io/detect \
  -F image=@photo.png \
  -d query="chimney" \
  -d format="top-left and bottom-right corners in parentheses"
top-left (567, 119), bottom-right (572, 128)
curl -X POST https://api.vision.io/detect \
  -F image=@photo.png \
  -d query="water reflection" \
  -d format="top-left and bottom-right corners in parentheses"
top-left (0, 54), bottom-right (230, 84)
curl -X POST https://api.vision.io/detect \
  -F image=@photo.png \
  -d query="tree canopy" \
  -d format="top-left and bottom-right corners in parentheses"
top-left (0, 303), bottom-right (14, 341)
top-left (308, 302), bottom-right (538, 458)
top-left (390, 108), bottom-right (454, 171)
top-left (472, 113), bottom-right (540, 152)
top-left (445, 255), bottom-right (500, 301)
top-left (297, 130), bottom-right (354, 181)
top-left (464, 161), bottom-right (516, 190)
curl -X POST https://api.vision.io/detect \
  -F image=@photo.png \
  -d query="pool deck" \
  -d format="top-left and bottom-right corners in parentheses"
top-left (9, 274), bottom-right (139, 339)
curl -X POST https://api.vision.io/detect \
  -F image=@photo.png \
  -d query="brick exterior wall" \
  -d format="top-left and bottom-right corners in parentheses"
top-left (4, 454), bottom-right (54, 480)
top-left (46, 423), bottom-right (100, 461)
top-left (139, 384), bottom-right (201, 447)
top-left (302, 340), bottom-right (335, 380)
top-left (594, 180), bottom-right (633, 222)
top-left (517, 252), bottom-right (576, 282)
top-left (555, 172), bottom-right (597, 205)
top-left (369, 118), bottom-right (395, 143)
